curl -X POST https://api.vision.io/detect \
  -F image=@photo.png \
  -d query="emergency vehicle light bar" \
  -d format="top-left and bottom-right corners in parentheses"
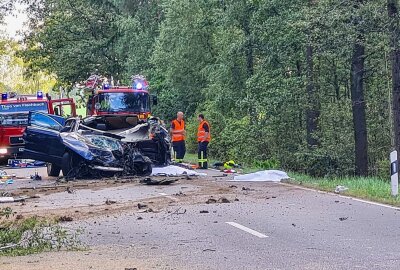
top-left (132, 78), bottom-right (148, 91)
top-left (37, 91), bottom-right (44, 99)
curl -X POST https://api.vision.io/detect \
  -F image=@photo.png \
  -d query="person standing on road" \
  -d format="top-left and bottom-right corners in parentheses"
top-left (170, 111), bottom-right (186, 163)
top-left (197, 114), bottom-right (211, 169)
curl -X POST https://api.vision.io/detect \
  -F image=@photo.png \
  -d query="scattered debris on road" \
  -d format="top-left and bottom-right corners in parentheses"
top-left (105, 199), bottom-right (117, 205)
top-left (139, 177), bottom-right (178, 185)
top-left (218, 197), bottom-right (230, 203)
top-left (58, 216), bottom-right (73, 222)
top-left (206, 197), bottom-right (231, 204)
top-left (200, 210), bottom-right (209, 214)
top-left (339, 217), bottom-right (348, 221)
top-left (174, 191), bottom-right (186, 196)
top-left (137, 203), bottom-right (148, 209)
top-left (0, 196), bottom-right (27, 203)
top-left (335, 186), bottom-right (349, 193)
top-left (206, 198), bottom-right (217, 204)
top-left (138, 208), bottom-right (153, 213)
top-left (30, 171), bottom-right (42, 181)
top-left (163, 207), bottom-right (187, 219)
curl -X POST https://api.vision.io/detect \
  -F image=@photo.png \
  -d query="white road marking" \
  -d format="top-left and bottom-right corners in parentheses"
top-left (158, 192), bottom-right (179, 201)
top-left (226, 222), bottom-right (268, 238)
top-left (280, 182), bottom-right (400, 211)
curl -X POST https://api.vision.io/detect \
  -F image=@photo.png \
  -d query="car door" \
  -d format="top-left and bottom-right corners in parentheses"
top-left (23, 112), bottom-right (64, 164)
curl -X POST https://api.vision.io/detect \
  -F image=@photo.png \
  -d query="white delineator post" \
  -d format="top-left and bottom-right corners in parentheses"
top-left (390, 150), bottom-right (398, 196)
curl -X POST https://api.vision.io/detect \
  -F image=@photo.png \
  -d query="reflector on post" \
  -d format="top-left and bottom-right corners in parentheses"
top-left (390, 150), bottom-right (398, 196)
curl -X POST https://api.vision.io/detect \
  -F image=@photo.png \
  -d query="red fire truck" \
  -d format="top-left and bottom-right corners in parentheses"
top-left (0, 91), bottom-right (76, 160)
top-left (85, 75), bottom-right (157, 120)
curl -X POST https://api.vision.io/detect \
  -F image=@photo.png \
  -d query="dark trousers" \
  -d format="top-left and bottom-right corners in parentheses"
top-left (198, 141), bottom-right (209, 169)
top-left (172, 140), bottom-right (186, 162)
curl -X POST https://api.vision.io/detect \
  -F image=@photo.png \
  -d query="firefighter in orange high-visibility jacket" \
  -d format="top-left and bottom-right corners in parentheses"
top-left (170, 111), bottom-right (186, 163)
top-left (197, 114), bottom-right (211, 169)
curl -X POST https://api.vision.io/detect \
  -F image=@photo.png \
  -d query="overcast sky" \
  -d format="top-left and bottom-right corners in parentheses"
top-left (0, 3), bottom-right (28, 39)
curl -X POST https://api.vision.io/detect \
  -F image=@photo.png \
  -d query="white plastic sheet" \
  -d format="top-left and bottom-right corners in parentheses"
top-left (151, 165), bottom-right (207, 176)
top-left (231, 170), bottom-right (289, 182)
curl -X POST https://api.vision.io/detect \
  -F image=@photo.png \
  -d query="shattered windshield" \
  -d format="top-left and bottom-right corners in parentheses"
top-left (86, 135), bottom-right (123, 152)
top-left (97, 92), bottom-right (150, 113)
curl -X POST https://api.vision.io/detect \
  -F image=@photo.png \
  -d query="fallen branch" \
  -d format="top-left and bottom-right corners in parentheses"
top-left (162, 207), bottom-right (186, 219)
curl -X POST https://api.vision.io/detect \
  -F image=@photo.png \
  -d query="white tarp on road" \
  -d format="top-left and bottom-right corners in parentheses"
top-left (152, 165), bottom-right (207, 176)
top-left (231, 170), bottom-right (289, 182)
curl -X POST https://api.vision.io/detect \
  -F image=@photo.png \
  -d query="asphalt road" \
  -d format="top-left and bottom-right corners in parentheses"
top-left (2, 173), bottom-right (400, 270)
top-left (70, 182), bottom-right (400, 269)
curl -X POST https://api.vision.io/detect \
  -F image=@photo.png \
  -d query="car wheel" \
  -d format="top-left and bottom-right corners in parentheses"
top-left (47, 163), bottom-right (61, 177)
top-left (62, 151), bottom-right (80, 178)
top-left (136, 163), bottom-right (152, 176)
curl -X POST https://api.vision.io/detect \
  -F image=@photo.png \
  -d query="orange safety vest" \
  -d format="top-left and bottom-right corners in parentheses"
top-left (197, 120), bottom-right (211, 142)
top-left (171, 119), bottom-right (185, 142)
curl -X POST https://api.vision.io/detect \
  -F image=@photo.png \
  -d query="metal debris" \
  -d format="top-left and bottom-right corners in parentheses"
top-left (139, 177), bottom-right (178, 185)
top-left (335, 185), bottom-right (349, 193)
top-left (137, 203), bottom-right (148, 209)
top-left (105, 199), bottom-right (117, 205)
top-left (58, 216), bottom-right (73, 222)
top-left (30, 172), bottom-right (42, 181)
top-left (218, 197), bottom-right (230, 203)
top-left (206, 197), bottom-right (231, 204)
top-left (206, 198), bottom-right (217, 204)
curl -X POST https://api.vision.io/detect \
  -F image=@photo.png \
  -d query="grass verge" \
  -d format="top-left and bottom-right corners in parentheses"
top-left (183, 154), bottom-right (400, 206)
top-left (288, 172), bottom-right (400, 206)
top-left (0, 209), bottom-right (83, 256)
top-left (182, 153), bottom-right (218, 166)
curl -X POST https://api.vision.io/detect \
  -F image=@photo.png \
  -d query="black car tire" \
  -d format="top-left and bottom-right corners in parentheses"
top-left (47, 163), bottom-right (61, 177)
top-left (62, 151), bottom-right (79, 178)
top-left (136, 163), bottom-right (152, 176)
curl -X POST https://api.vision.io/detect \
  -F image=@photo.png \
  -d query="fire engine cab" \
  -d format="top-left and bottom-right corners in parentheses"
top-left (0, 91), bottom-right (76, 159)
top-left (85, 75), bottom-right (157, 120)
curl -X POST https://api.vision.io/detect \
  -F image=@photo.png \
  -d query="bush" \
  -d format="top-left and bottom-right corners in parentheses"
top-left (253, 158), bottom-right (281, 170)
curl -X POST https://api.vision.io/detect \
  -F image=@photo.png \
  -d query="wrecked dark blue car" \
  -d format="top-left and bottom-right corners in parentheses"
top-left (23, 112), bottom-right (171, 179)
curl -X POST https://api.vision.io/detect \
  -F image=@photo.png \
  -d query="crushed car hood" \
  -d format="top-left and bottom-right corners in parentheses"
top-left (59, 115), bottom-right (171, 178)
